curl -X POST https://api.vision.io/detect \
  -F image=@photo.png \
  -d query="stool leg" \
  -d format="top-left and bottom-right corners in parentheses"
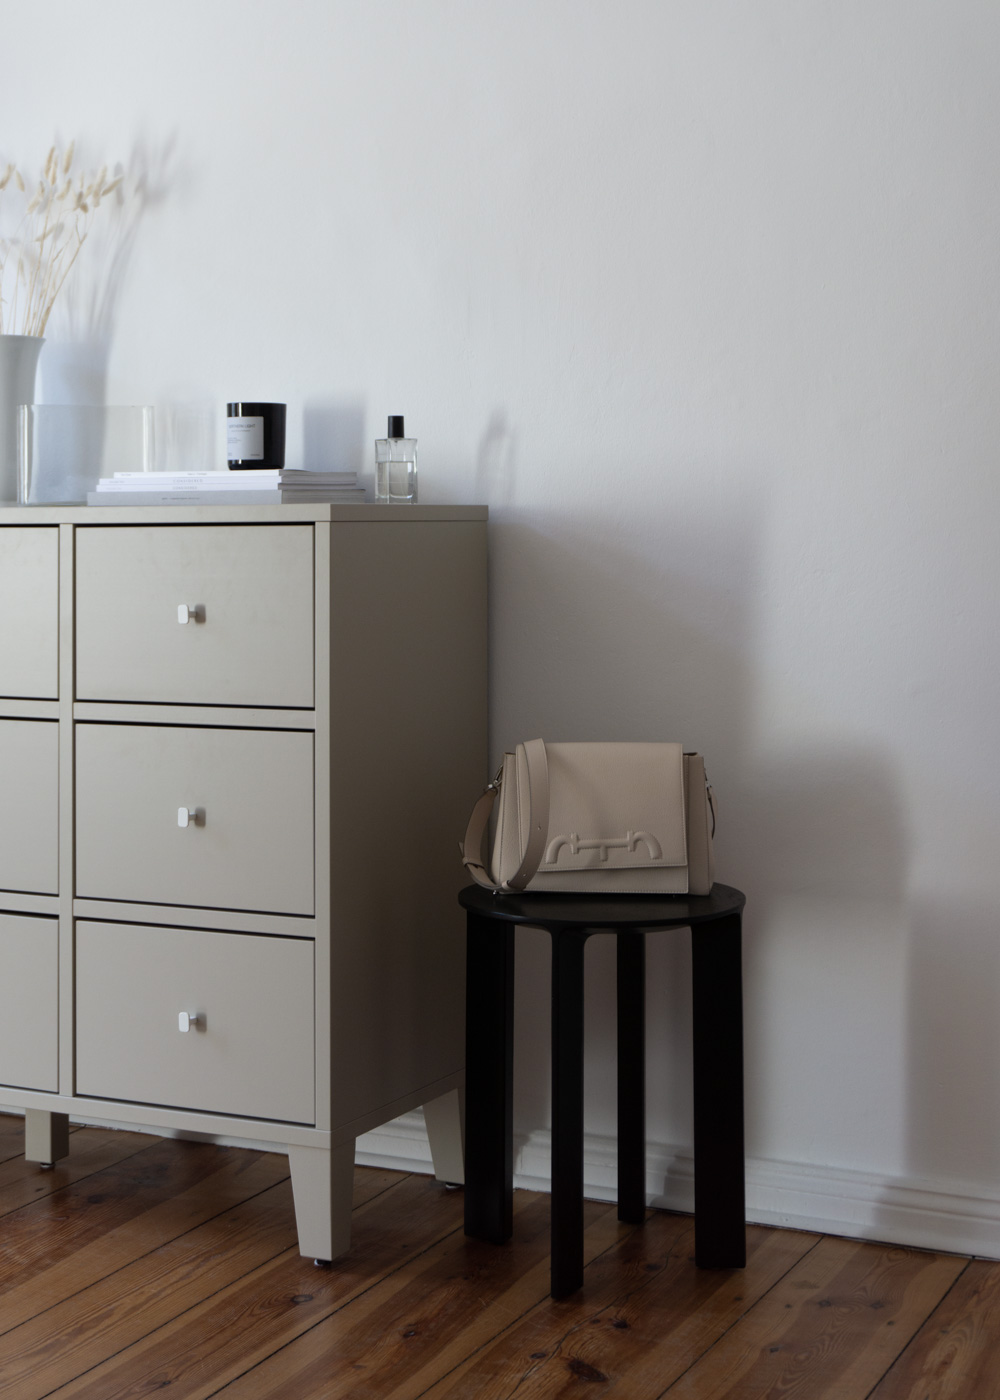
top-left (616, 930), bottom-right (646, 1223)
top-left (550, 927), bottom-right (588, 1298)
top-left (464, 912), bottom-right (515, 1244)
top-left (691, 912), bottom-right (746, 1268)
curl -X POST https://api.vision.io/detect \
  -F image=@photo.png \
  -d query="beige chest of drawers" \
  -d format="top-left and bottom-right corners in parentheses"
top-left (0, 502), bottom-right (486, 1261)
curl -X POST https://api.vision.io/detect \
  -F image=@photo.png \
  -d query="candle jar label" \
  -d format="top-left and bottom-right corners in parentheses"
top-left (227, 416), bottom-right (264, 461)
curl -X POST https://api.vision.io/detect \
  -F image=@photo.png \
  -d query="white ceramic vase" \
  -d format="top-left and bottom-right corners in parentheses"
top-left (0, 335), bottom-right (45, 503)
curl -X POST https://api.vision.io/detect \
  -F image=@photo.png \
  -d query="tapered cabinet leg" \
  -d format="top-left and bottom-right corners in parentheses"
top-left (25, 1109), bottom-right (70, 1166)
top-left (464, 914), bottom-right (515, 1243)
top-left (424, 1086), bottom-right (465, 1185)
top-left (288, 1140), bottom-right (356, 1262)
top-left (691, 912), bottom-right (746, 1268)
top-left (550, 928), bottom-right (589, 1298)
top-left (617, 930), bottom-right (646, 1223)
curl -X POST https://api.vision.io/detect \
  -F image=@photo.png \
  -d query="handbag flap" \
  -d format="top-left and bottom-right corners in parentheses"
top-left (522, 741), bottom-right (687, 875)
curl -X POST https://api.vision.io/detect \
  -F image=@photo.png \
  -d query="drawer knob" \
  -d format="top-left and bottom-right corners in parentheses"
top-left (177, 807), bottom-right (203, 828)
top-left (177, 604), bottom-right (203, 624)
top-left (178, 1011), bottom-right (200, 1033)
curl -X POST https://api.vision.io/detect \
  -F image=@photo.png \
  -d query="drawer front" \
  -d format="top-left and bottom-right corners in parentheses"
top-left (76, 921), bottom-right (314, 1123)
top-left (0, 719), bottom-right (58, 894)
top-left (0, 913), bottom-right (58, 1092)
top-left (0, 527), bottom-right (59, 698)
top-left (75, 525), bottom-right (314, 706)
top-left (76, 724), bottom-right (314, 915)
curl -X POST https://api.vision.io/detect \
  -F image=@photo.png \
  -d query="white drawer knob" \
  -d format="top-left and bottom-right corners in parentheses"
top-left (177, 604), bottom-right (202, 624)
top-left (177, 807), bottom-right (201, 828)
top-left (178, 1011), bottom-right (200, 1033)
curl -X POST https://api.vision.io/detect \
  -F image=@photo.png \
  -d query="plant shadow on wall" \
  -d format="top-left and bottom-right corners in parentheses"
top-left (475, 409), bottom-right (518, 509)
top-left (486, 488), bottom-right (766, 1172)
top-left (39, 135), bottom-right (177, 405)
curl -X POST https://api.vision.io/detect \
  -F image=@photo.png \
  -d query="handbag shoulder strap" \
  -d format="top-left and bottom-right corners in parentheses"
top-left (461, 781), bottom-right (500, 890)
top-left (462, 739), bottom-right (550, 892)
top-left (507, 738), bottom-right (549, 890)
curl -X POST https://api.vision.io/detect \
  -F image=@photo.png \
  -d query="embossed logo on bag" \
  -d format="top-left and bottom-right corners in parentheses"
top-left (545, 830), bottom-right (663, 865)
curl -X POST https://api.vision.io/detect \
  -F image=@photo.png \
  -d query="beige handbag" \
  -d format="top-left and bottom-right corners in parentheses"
top-left (463, 740), bottom-right (715, 895)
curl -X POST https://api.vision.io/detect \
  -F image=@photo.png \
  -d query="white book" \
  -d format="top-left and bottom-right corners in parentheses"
top-left (100, 469), bottom-right (357, 491)
top-left (87, 488), bottom-right (367, 506)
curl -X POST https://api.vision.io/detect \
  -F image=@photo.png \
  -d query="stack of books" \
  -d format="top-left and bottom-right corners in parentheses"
top-left (87, 469), bottom-right (366, 506)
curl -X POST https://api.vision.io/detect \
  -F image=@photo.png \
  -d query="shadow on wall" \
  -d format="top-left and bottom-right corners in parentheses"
top-left (483, 471), bottom-right (982, 1226)
top-left (35, 136), bottom-right (211, 473)
top-left (40, 134), bottom-right (178, 407)
top-left (302, 397), bottom-right (368, 487)
top-left (475, 410), bottom-right (517, 509)
top-left (734, 747), bottom-right (909, 901)
top-left (905, 894), bottom-right (1000, 1187)
top-left (734, 747), bottom-right (910, 1181)
top-left (485, 487), bottom-right (766, 1147)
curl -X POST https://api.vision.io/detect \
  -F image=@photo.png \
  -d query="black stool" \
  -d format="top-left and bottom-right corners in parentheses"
top-left (460, 882), bottom-right (746, 1298)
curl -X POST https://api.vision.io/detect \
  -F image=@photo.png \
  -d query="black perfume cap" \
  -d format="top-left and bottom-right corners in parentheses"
top-left (388, 415), bottom-right (405, 438)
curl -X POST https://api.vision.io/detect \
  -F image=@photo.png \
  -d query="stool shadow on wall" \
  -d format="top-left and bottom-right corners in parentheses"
top-left (485, 483), bottom-right (765, 1191)
top-left (732, 747), bottom-right (909, 1199)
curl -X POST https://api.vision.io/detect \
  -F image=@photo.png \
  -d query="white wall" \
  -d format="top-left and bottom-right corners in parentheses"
top-left (5, 0), bottom-right (1000, 1253)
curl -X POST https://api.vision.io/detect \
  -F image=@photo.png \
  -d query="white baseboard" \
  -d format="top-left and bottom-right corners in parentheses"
top-left (356, 1111), bottom-right (1000, 1261)
top-left (24, 1105), bottom-right (1000, 1260)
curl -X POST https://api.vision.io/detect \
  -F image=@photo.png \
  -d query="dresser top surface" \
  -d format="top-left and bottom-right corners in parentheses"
top-left (0, 503), bottom-right (488, 525)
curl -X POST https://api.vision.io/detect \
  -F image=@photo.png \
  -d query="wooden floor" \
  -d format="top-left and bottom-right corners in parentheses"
top-left (1, 1115), bottom-right (999, 1399)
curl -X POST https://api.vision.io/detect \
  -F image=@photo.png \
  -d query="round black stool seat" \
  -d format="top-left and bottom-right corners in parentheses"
top-left (459, 882), bottom-right (747, 1298)
top-left (459, 882), bottom-right (745, 928)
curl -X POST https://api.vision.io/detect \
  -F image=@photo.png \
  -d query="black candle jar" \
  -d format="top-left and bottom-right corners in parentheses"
top-left (226, 402), bottom-right (286, 469)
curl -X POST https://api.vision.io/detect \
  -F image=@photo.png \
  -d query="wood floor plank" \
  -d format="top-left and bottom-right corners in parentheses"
top-left (0, 1145), bottom-right (290, 1337)
top-left (0, 1112), bottom-right (24, 1159)
top-left (212, 1192), bottom-right (624, 1399)
top-left (868, 1257), bottom-right (1000, 1400)
top-left (46, 1172), bottom-right (466, 1400)
top-left (0, 1136), bottom-right (254, 1298)
top-left (0, 1163), bottom-right (404, 1400)
top-left (422, 1219), bottom-right (816, 1399)
top-left (660, 1235), bottom-right (968, 1400)
top-left (0, 1124), bottom-right (992, 1400)
top-left (0, 1125), bottom-right (154, 1219)
top-left (0, 1178), bottom-right (300, 1399)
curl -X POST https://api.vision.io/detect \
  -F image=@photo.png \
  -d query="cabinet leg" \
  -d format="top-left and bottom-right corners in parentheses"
top-left (287, 1140), bottom-right (356, 1263)
top-left (424, 1086), bottom-right (465, 1185)
top-left (25, 1110), bottom-right (70, 1166)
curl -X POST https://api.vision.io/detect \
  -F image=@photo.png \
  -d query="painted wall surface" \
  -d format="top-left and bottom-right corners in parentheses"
top-left (4, 0), bottom-right (1000, 1250)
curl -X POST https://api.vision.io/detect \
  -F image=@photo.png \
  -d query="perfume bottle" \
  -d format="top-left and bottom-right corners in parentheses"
top-left (375, 415), bottom-right (417, 503)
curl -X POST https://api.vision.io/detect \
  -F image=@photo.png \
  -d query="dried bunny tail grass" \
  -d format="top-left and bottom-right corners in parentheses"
top-left (2, 139), bottom-right (126, 335)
